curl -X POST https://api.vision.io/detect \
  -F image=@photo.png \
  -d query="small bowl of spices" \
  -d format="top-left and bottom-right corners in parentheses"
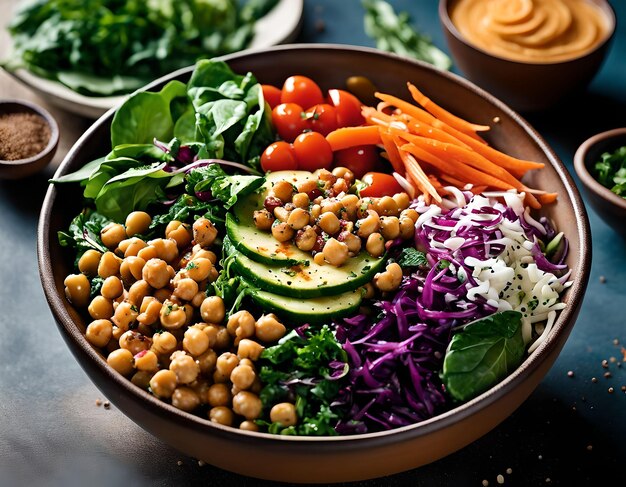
top-left (0, 99), bottom-right (59, 179)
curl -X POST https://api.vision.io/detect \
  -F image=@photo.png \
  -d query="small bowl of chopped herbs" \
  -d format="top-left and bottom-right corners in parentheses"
top-left (0, 99), bottom-right (59, 179)
top-left (574, 128), bottom-right (626, 237)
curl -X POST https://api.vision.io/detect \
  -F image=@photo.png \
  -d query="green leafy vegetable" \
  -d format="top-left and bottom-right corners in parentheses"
top-left (362, 0), bottom-right (452, 71)
top-left (594, 146), bottom-right (626, 198)
top-left (186, 164), bottom-right (265, 209)
top-left (397, 247), bottom-right (427, 269)
top-left (441, 310), bottom-right (525, 402)
top-left (58, 209), bottom-right (111, 261)
top-left (257, 326), bottom-right (348, 435)
top-left (90, 277), bottom-right (105, 298)
top-left (5, 0), bottom-right (278, 96)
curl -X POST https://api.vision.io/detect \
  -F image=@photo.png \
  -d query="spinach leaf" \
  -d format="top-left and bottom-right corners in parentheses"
top-left (442, 310), bottom-right (525, 402)
top-left (58, 209), bottom-right (111, 260)
top-left (147, 193), bottom-right (225, 237)
top-left (397, 247), bottom-right (427, 269)
top-left (594, 146), bottom-right (626, 198)
top-left (362, 0), bottom-right (452, 71)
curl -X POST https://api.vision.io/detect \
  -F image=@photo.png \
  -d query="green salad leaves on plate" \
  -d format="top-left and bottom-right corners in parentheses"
top-left (5, 0), bottom-right (278, 96)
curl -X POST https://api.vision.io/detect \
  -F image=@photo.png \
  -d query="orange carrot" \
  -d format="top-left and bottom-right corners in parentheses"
top-left (537, 192), bottom-right (558, 204)
top-left (379, 130), bottom-right (405, 175)
top-left (397, 146), bottom-right (441, 203)
top-left (325, 125), bottom-right (382, 151)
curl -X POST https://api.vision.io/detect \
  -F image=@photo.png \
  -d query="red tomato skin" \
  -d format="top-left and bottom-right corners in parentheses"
top-left (271, 103), bottom-right (307, 142)
top-left (359, 172), bottom-right (404, 198)
top-left (292, 132), bottom-right (333, 172)
top-left (261, 142), bottom-right (299, 172)
top-left (303, 103), bottom-right (338, 136)
top-left (333, 145), bottom-right (379, 179)
top-left (327, 89), bottom-right (365, 127)
top-left (281, 76), bottom-right (325, 108)
top-left (262, 85), bottom-right (282, 110)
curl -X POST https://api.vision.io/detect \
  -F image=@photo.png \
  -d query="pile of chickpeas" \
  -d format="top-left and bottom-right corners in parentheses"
top-left (63, 211), bottom-right (299, 430)
top-left (253, 167), bottom-right (419, 272)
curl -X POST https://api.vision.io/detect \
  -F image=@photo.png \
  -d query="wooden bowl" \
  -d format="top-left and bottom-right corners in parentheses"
top-left (574, 128), bottom-right (626, 238)
top-left (37, 45), bottom-right (591, 483)
top-left (0, 99), bottom-right (59, 179)
top-left (439, 0), bottom-right (616, 112)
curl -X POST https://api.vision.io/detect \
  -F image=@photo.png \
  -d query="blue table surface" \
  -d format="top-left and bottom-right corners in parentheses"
top-left (1, 1), bottom-right (625, 486)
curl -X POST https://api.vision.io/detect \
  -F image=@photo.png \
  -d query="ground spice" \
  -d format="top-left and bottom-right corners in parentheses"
top-left (0, 112), bottom-right (50, 160)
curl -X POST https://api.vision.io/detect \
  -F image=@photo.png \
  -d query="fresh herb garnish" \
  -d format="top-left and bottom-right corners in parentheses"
top-left (594, 146), bottom-right (626, 198)
top-left (397, 247), bottom-right (428, 269)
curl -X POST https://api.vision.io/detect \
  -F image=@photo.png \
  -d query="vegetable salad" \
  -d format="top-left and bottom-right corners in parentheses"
top-left (53, 60), bottom-right (571, 435)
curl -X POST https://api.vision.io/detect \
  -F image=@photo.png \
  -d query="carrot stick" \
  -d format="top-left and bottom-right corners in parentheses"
top-left (325, 125), bottom-right (382, 151)
top-left (379, 130), bottom-right (405, 175)
top-left (407, 83), bottom-right (490, 134)
top-left (537, 192), bottom-right (558, 204)
top-left (398, 147), bottom-right (442, 203)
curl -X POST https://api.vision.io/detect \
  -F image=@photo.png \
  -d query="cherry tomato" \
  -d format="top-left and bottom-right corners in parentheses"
top-left (262, 84), bottom-right (282, 110)
top-left (272, 103), bottom-right (307, 142)
top-left (327, 89), bottom-right (365, 127)
top-left (303, 103), bottom-right (338, 136)
top-left (281, 76), bottom-right (324, 109)
top-left (333, 145), bottom-right (379, 179)
top-left (261, 142), bottom-right (298, 172)
top-left (292, 132), bottom-right (333, 172)
top-left (359, 172), bottom-right (404, 198)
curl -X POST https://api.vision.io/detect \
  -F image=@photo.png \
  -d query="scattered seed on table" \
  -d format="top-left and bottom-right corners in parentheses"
top-left (604, 372), bottom-right (612, 379)
top-left (506, 468), bottom-right (513, 475)
top-left (567, 370), bottom-right (574, 378)
top-left (621, 385), bottom-right (626, 392)
top-left (546, 478), bottom-right (552, 484)
top-left (482, 480), bottom-right (489, 487)
top-left (177, 460), bottom-right (183, 466)
top-left (103, 401), bottom-right (111, 409)
top-left (572, 405), bottom-right (577, 411)
top-left (602, 360), bottom-right (609, 368)
top-left (497, 474), bottom-right (504, 484)
top-left (538, 455), bottom-right (543, 460)
top-left (586, 445), bottom-right (593, 451)
top-left (613, 338), bottom-right (619, 346)
top-left (599, 275), bottom-right (606, 283)
top-left (608, 387), bottom-right (614, 393)
top-left (493, 116), bottom-right (501, 123)
top-left (592, 377), bottom-right (598, 383)
top-left (610, 356), bottom-right (617, 363)
top-left (95, 399), bottom-right (102, 407)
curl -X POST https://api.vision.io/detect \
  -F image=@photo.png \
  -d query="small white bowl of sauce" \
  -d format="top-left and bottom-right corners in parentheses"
top-left (439, 0), bottom-right (616, 111)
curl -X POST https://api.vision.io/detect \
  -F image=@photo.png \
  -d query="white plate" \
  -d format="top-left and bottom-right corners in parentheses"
top-left (3, 0), bottom-right (304, 119)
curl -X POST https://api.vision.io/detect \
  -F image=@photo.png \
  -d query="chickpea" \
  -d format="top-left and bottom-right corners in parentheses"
top-left (200, 296), bottom-right (225, 324)
top-left (169, 351), bottom-right (199, 384)
top-left (166, 221), bottom-right (192, 248)
top-left (139, 258), bottom-right (168, 289)
top-left (271, 180), bottom-right (295, 203)
top-left (318, 212), bottom-right (340, 235)
top-left (214, 352), bottom-right (239, 377)
top-left (153, 287), bottom-right (172, 303)
top-left (340, 194), bottom-right (359, 220)
top-left (111, 325), bottom-right (125, 342)
top-left (112, 301), bottom-right (139, 331)
top-left (365, 232), bottom-right (385, 258)
top-left (118, 237), bottom-right (147, 257)
top-left (296, 179), bottom-right (316, 195)
top-left (214, 326), bottom-right (231, 350)
top-left (376, 196), bottom-right (400, 217)
top-left (160, 300), bottom-right (187, 330)
top-left (323, 238), bottom-right (349, 267)
top-left (239, 420), bottom-right (259, 432)
top-left (309, 204), bottom-right (321, 223)
top-left (287, 207), bottom-right (309, 230)
top-left (101, 223), bottom-right (127, 249)
top-left (295, 226), bottom-right (317, 252)
top-left (320, 199), bottom-right (342, 216)
top-left (271, 221), bottom-right (294, 242)
top-left (197, 348), bottom-right (218, 376)
top-left (107, 348), bottom-right (134, 376)
top-left (237, 339), bottom-right (265, 361)
top-left (400, 208), bottom-right (420, 223)
top-left (292, 192), bottom-right (310, 209)
top-left (193, 217), bottom-right (218, 248)
top-left (193, 247), bottom-right (218, 264)
top-left (133, 350), bottom-right (159, 372)
top-left (393, 192), bottom-right (411, 211)
top-left (363, 282), bottom-right (376, 299)
top-left (149, 238), bottom-right (179, 263)
top-left (255, 314), bottom-right (286, 343)
top-left (332, 166), bottom-right (355, 185)
top-left (183, 326), bottom-right (210, 357)
top-left (253, 209), bottom-right (275, 231)
top-left (206, 383), bottom-right (230, 408)
top-left (317, 168), bottom-right (336, 183)
top-left (374, 262), bottom-right (403, 292)
top-left (136, 245), bottom-right (158, 262)
top-left (184, 258), bottom-right (211, 283)
top-left (332, 178), bottom-right (349, 195)
top-left (100, 276), bottom-right (123, 300)
top-left (338, 231), bottom-right (361, 254)
top-left (88, 295), bottom-right (114, 320)
top-left (270, 402), bottom-right (298, 427)
top-left (78, 250), bottom-right (101, 276)
top-left (150, 369), bottom-right (177, 398)
top-left (230, 364), bottom-right (255, 390)
top-left (172, 387), bottom-right (200, 412)
top-left (173, 277), bottom-right (199, 302)
top-left (98, 251), bottom-right (121, 279)
top-left (209, 406), bottom-right (234, 426)
top-left (239, 358), bottom-right (255, 369)
top-left (85, 319), bottom-right (113, 348)
top-left (127, 279), bottom-right (151, 306)
top-left (191, 380), bottom-right (211, 404)
top-left (152, 331), bottom-right (178, 356)
top-left (137, 297), bottom-right (161, 326)
top-left (125, 211), bottom-right (152, 237)
top-left (357, 210), bottom-right (380, 238)
top-left (131, 370), bottom-right (154, 390)
top-left (213, 369), bottom-right (230, 383)
top-left (273, 206), bottom-right (291, 223)
top-left (399, 216), bottom-right (415, 240)
top-left (380, 216), bottom-right (401, 240)
top-left (232, 391), bottom-right (263, 420)
top-left (226, 310), bottom-right (255, 342)
top-left (119, 256), bottom-right (145, 285)
top-left (119, 330), bottom-right (150, 355)
top-left (208, 267), bottom-right (219, 283)
top-left (64, 274), bottom-right (90, 307)
top-left (313, 252), bottom-right (325, 265)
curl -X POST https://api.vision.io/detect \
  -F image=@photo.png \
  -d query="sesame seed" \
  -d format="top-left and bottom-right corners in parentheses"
top-left (177, 460), bottom-right (183, 466)
top-left (608, 387), bottom-right (614, 393)
top-left (610, 356), bottom-right (617, 363)
top-left (493, 116), bottom-right (501, 123)
top-left (198, 460), bottom-right (206, 467)
top-left (95, 399), bottom-right (102, 407)
top-left (592, 377), bottom-right (598, 383)
top-left (497, 474), bottom-right (505, 484)
top-left (482, 480), bottom-right (489, 487)
top-left (567, 370), bottom-right (574, 378)
top-left (613, 338), bottom-right (619, 346)
top-left (599, 275), bottom-right (606, 283)
top-left (604, 372), bottom-right (612, 379)
top-left (602, 360), bottom-right (609, 368)
top-left (506, 468), bottom-right (513, 475)
top-left (546, 478), bottom-right (552, 484)
top-left (621, 386), bottom-right (626, 392)
top-left (586, 445), bottom-right (593, 451)
top-left (538, 455), bottom-right (543, 460)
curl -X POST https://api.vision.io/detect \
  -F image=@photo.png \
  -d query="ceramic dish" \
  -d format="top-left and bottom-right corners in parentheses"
top-left (38, 45), bottom-right (591, 483)
top-left (3, 0), bottom-right (303, 119)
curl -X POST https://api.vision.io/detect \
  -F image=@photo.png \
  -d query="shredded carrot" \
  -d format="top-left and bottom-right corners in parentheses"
top-left (379, 130), bottom-right (405, 175)
top-left (397, 146), bottom-right (442, 203)
top-left (325, 125), bottom-right (381, 151)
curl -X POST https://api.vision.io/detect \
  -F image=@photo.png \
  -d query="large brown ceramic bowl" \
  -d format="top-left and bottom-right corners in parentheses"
top-left (38, 45), bottom-right (591, 483)
top-left (439, 0), bottom-right (616, 112)
top-left (574, 128), bottom-right (626, 238)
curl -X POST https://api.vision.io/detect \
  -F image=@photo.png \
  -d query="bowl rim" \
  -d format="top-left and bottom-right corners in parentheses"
top-left (573, 127), bottom-right (626, 211)
top-left (38, 43), bottom-right (592, 446)
top-left (438, 0), bottom-right (616, 66)
top-left (0, 98), bottom-right (59, 166)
